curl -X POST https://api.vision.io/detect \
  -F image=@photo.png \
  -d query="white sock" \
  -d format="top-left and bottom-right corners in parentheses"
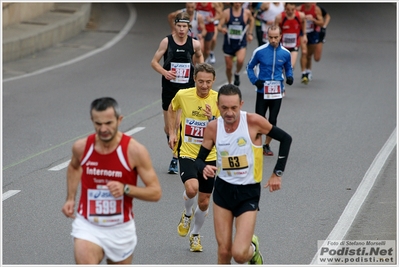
top-left (183, 191), bottom-right (195, 216)
top-left (190, 206), bottom-right (209, 235)
top-left (251, 243), bottom-right (256, 256)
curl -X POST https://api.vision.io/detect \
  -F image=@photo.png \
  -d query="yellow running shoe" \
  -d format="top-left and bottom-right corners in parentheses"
top-left (301, 73), bottom-right (309, 85)
top-left (248, 235), bottom-right (264, 264)
top-left (177, 209), bottom-right (193, 237)
top-left (189, 234), bottom-right (203, 252)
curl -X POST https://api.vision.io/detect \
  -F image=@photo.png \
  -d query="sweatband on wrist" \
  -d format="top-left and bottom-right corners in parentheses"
top-left (195, 145), bottom-right (211, 171)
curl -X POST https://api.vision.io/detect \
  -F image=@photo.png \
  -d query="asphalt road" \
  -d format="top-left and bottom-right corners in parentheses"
top-left (2, 3), bottom-right (397, 265)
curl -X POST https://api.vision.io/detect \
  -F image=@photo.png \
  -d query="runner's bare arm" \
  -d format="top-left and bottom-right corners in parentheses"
top-left (300, 12), bottom-right (308, 44)
top-left (246, 9), bottom-right (255, 42)
top-left (193, 39), bottom-right (204, 64)
top-left (314, 6), bottom-right (325, 27)
top-left (167, 10), bottom-right (180, 33)
top-left (217, 9), bottom-right (229, 34)
top-left (274, 13), bottom-right (282, 25)
top-left (167, 103), bottom-right (178, 150)
top-left (212, 3), bottom-right (224, 21)
top-left (197, 13), bottom-right (207, 38)
top-left (126, 139), bottom-right (162, 202)
top-left (62, 138), bottom-right (85, 218)
top-left (151, 37), bottom-right (171, 78)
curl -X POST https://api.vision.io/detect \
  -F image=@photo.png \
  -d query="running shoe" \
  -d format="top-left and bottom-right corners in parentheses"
top-left (307, 71), bottom-right (313, 81)
top-left (248, 235), bottom-right (264, 264)
top-left (301, 73), bottom-right (309, 85)
top-left (177, 209), bottom-right (193, 237)
top-left (168, 158), bottom-right (178, 174)
top-left (189, 234), bottom-right (203, 252)
top-left (263, 144), bottom-right (273, 156)
top-left (234, 74), bottom-right (240, 86)
top-left (209, 53), bottom-right (216, 64)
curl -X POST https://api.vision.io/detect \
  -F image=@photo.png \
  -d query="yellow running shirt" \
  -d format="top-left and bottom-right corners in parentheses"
top-left (171, 87), bottom-right (219, 160)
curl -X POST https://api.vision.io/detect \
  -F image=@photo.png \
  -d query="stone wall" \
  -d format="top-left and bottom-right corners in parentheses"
top-left (2, 3), bottom-right (55, 27)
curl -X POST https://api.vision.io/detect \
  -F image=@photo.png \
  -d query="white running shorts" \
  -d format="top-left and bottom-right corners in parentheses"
top-left (71, 214), bottom-right (137, 262)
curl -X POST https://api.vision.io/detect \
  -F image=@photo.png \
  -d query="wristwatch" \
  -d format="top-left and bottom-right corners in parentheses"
top-left (274, 170), bottom-right (283, 177)
top-left (123, 184), bottom-right (130, 195)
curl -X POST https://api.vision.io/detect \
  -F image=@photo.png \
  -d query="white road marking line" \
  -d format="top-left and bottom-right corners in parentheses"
top-left (2, 190), bottom-right (21, 201)
top-left (125, 127), bottom-right (145, 136)
top-left (49, 160), bottom-right (71, 171)
top-left (310, 127), bottom-right (397, 264)
top-left (48, 127), bottom-right (145, 172)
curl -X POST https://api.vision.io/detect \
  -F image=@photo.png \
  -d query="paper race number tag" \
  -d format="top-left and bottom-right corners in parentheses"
top-left (263, 80), bottom-right (283, 99)
top-left (221, 155), bottom-right (249, 177)
top-left (184, 118), bottom-right (207, 144)
top-left (228, 25), bottom-right (244, 40)
top-left (87, 189), bottom-right (123, 226)
top-left (306, 19), bottom-right (314, 33)
top-left (282, 33), bottom-right (297, 48)
top-left (171, 62), bottom-right (190, 84)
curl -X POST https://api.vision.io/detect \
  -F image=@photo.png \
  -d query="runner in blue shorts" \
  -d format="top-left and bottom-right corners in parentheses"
top-left (218, 3), bottom-right (254, 86)
top-left (298, 3), bottom-right (324, 83)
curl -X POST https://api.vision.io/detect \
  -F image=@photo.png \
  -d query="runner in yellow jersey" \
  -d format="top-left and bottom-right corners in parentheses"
top-left (167, 63), bottom-right (219, 252)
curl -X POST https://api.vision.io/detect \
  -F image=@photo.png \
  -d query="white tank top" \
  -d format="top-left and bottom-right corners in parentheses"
top-left (182, 9), bottom-right (200, 39)
top-left (260, 2), bottom-right (285, 42)
top-left (260, 2), bottom-right (285, 22)
top-left (215, 111), bottom-right (263, 185)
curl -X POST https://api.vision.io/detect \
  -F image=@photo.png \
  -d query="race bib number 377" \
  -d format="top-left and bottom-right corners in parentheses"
top-left (171, 62), bottom-right (190, 84)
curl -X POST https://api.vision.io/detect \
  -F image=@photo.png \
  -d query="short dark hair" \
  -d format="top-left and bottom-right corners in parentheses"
top-left (90, 97), bottom-right (121, 118)
top-left (194, 63), bottom-right (216, 79)
top-left (217, 84), bottom-right (242, 102)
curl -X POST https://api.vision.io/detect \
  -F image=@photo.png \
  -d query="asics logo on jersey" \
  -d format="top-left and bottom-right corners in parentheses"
top-left (187, 120), bottom-right (207, 126)
top-left (92, 190), bottom-right (113, 199)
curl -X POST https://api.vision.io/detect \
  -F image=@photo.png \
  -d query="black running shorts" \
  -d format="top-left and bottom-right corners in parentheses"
top-left (213, 177), bottom-right (260, 217)
top-left (161, 87), bottom-right (180, 111)
top-left (178, 157), bottom-right (215, 194)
